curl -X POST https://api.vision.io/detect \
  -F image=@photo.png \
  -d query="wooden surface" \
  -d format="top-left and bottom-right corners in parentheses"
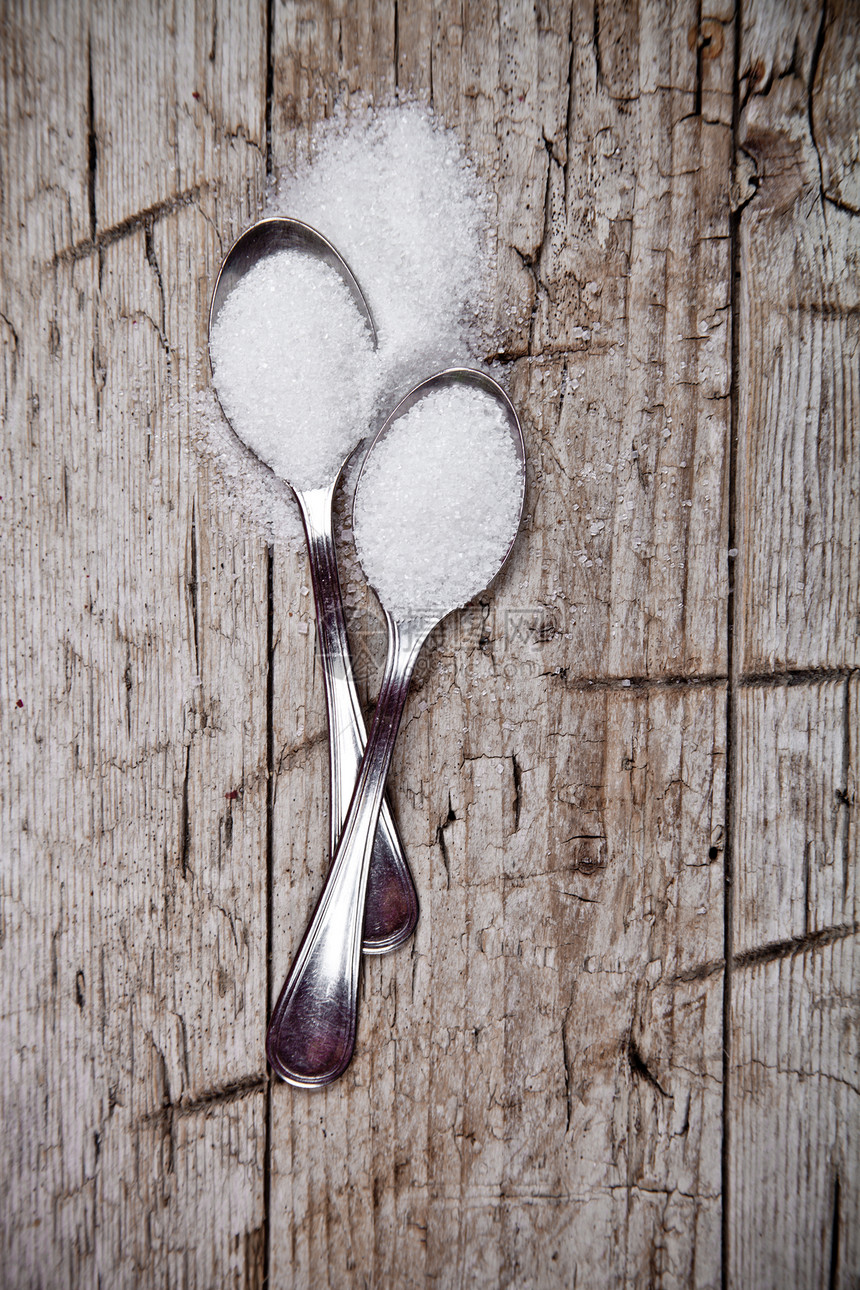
top-left (1, 1), bottom-right (856, 1287)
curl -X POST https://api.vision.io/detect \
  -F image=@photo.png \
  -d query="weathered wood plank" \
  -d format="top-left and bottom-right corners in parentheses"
top-left (1, 210), bottom-right (271, 1289)
top-left (729, 672), bottom-right (858, 1289)
top-left (93, 1091), bottom-right (267, 1289)
top-left (1, 3), bottom-right (273, 1284)
top-left (811, 0), bottom-right (859, 214)
top-left (0, 2), bottom-right (91, 269)
top-left (3, 0), bottom-right (857, 1285)
top-left (272, 0), bottom-right (396, 171)
top-left (729, 2), bottom-right (860, 1286)
top-left (458, 0), bottom-right (733, 678)
top-left (729, 677), bottom-right (858, 1288)
top-left (266, 1), bottom-right (734, 1284)
top-left (729, 937), bottom-right (858, 1290)
top-left (735, 0), bottom-right (860, 674)
top-left (273, 2), bottom-right (735, 683)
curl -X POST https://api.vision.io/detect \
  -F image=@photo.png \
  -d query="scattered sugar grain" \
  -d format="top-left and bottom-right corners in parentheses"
top-left (209, 250), bottom-right (375, 490)
top-left (188, 386), bottom-right (303, 548)
top-left (354, 386), bottom-right (522, 619)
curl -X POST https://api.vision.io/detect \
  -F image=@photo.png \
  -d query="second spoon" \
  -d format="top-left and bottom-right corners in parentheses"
top-left (266, 368), bottom-right (526, 1085)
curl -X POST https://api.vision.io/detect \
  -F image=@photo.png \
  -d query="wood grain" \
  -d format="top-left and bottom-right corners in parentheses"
top-left (268, 2), bottom-right (733, 1284)
top-left (89, 0), bottom-right (268, 234)
top-left (2, 2), bottom-right (272, 1284)
top-left (0, 1), bottom-right (91, 268)
top-left (270, 681), bottom-right (725, 1287)
top-left (1, 0), bottom-right (857, 1286)
top-left (730, 939), bottom-right (858, 1290)
top-left (729, 677), bottom-right (858, 1288)
top-left (735, 677), bottom-right (855, 952)
top-left (729, 2), bottom-right (860, 1286)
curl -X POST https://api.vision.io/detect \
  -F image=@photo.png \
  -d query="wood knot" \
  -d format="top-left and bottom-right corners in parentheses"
top-left (570, 842), bottom-right (607, 876)
top-left (749, 58), bottom-right (767, 89)
top-left (688, 19), bottom-right (725, 59)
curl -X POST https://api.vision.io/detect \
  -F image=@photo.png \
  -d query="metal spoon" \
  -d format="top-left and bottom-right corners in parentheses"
top-left (208, 217), bottom-right (418, 953)
top-left (266, 368), bottom-right (526, 1086)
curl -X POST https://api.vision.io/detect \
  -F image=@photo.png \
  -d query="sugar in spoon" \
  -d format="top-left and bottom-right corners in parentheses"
top-left (208, 217), bottom-right (418, 952)
top-left (266, 368), bottom-right (526, 1086)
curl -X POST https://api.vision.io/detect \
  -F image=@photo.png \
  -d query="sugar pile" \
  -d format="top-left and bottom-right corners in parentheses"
top-left (209, 250), bottom-right (375, 491)
top-left (270, 102), bottom-right (494, 401)
top-left (354, 386), bottom-right (522, 619)
top-left (201, 102), bottom-right (507, 547)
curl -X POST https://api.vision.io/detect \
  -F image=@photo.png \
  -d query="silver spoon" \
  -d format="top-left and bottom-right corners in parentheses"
top-left (208, 217), bottom-right (418, 953)
top-left (266, 368), bottom-right (526, 1086)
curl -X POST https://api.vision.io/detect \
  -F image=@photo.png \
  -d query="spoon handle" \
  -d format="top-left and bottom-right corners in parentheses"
top-left (266, 616), bottom-right (427, 1086)
top-left (294, 487), bottom-right (418, 953)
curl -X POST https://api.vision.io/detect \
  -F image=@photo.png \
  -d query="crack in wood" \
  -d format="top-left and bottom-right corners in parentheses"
top-left (86, 32), bottom-right (97, 238)
top-left (725, 4), bottom-right (744, 1260)
top-left (188, 497), bottom-right (200, 675)
top-left (808, 0), bottom-right (833, 213)
top-left (53, 185), bottom-right (206, 265)
top-left (561, 1008), bottom-right (573, 1132)
top-left (142, 1074), bottom-right (267, 1125)
top-left (562, 10), bottom-right (574, 206)
top-left (693, 0), bottom-right (705, 118)
top-left (739, 666), bottom-right (855, 689)
top-left (265, 0), bottom-right (274, 176)
top-left (841, 676), bottom-right (852, 901)
top-left (828, 1173), bottom-right (841, 1290)
top-left (178, 744), bottom-right (192, 880)
top-left (592, 0), bottom-right (603, 90)
top-left (511, 752), bottom-right (521, 831)
top-left (671, 957), bottom-right (725, 985)
top-left (548, 671), bottom-right (728, 692)
top-left (275, 726), bottom-right (328, 776)
top-left (263, 537), bottom-right (275, 1290)
top-left (733, 922), bottom-right (858, 970)
top-left (143, 219), bottom-right (167, 343)
top-left (435, 792), bottom-right (456, 889)
top-left (627, 1034), bottom-right (669, 1099)
top-left (678, 922), bottom-right (858, 983)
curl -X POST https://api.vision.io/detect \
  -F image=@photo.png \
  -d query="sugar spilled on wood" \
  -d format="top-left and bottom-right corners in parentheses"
top-left (354, 385), bottom-right (523, 619)
top-left (271, 101), bottom-right (495, 401)
top-left (189, 386), bottom-right (304, 546)
top-left (209, 250), bottom-right (375, 491)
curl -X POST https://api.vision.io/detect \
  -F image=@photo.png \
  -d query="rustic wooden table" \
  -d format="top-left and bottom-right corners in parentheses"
top-left (2, 2), bottom-right (857, 1287)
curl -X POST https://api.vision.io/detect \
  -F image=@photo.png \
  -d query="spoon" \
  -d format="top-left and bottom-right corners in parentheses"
top-left (208, 217), bottom-right (418, 953)
top-left (266, 368), bottom-right (526, 1086)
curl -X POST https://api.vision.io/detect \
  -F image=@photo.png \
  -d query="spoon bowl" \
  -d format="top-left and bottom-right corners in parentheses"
top-left (354, 366), bottom-right (526, 601)
top-left (207, 216), bottom-right (417, 954)
top-left (266, 367), bottom-right (526, 1086)
top-left (209, 216), bottom-right (377, 353)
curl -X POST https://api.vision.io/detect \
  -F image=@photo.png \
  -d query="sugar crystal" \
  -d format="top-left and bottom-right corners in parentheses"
top-left (354, 386), bottom-right (522, 619)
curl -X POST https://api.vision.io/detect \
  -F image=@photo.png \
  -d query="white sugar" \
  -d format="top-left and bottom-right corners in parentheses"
top-left (354, 386), bottom-right (522, 619)
top-left (271, 102), bottom-right (494, 399)
top-left (200, 102), bottom-right (514, 552)
top-left (209, 250), bottom-right (375, 491)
